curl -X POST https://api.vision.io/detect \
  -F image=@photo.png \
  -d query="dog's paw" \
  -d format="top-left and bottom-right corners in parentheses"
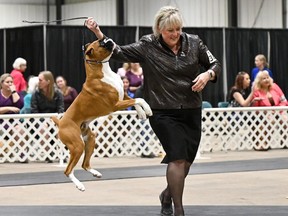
top-left (134, 105), bottom-right (147, 120)
top-left (88, 168), bottom-right (102, 178)
top-left (134, 98), bottom-right (153, 118)
top-left (76, 184), bottom-right (86, 192)
top-left (69, 172), bottom-right (86, 191)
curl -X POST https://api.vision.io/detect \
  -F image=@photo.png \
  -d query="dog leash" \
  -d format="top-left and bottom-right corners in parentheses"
top-left (22, 16), bottom-right (89, 24)
top-left (24, 16), bottom-right (108, 64)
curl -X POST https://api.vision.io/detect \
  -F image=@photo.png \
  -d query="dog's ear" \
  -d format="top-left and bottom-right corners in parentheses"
top-left (85, 47), bottom-right (93, 56)
top-left (84, 43), bottom-right (90, 50)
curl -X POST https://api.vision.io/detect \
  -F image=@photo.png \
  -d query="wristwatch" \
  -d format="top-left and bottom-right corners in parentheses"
top-left (11, 90), bottom-right (17, 94)
top-left (207, 70), bottom-right (214, 80)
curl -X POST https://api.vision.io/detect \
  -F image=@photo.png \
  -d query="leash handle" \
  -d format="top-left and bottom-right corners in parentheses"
top-left (23, 16), bottom-right (89, 24)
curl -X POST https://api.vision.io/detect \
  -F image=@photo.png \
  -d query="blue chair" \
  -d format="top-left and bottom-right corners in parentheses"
top-left (202, 101), bottom-right (212, 109)
top-left (218, 101), bottom-right (229, 108)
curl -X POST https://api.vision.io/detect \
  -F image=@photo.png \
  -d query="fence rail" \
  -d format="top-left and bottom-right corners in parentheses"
top-left (1, 107), bottom-right (287, 163)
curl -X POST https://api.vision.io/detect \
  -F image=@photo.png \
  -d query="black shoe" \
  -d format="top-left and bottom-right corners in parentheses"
top-left (159, 191), bottom-right (173, 216)
top-left (141, 153), bottom-right (156, 158)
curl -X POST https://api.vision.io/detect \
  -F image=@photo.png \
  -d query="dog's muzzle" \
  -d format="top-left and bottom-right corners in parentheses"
top-left (99, 38), bottom-right (114, 52)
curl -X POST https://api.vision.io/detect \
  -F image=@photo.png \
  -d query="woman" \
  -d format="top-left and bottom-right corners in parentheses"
top-left (252, 70), bottom-right (287, 151)
top-left (252, 70), bottom-right (287, 107)
top-left (125, 62), bottom-right (143, 93)
top-left (86, 6), bottom-right (221, 216)
top-left (251, 54), bottom-right (272, 83)
top-left (10, 57), bottom-right (27, 94)
top-left (20, 76), bottom-right (39, 114)
top-left (31, 71), bottom-right (64, 114)
top-left (0, 73), bottom-right (24, 114)
top-left (228, 71), bottom-right (254, 107)
top-left (56, 76), bottom-right (78, 111)
top-left (117, 62), bottom-right (131, 77)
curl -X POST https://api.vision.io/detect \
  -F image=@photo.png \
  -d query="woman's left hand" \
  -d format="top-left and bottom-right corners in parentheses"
top-left (191, 72), bottom-right (210, 92)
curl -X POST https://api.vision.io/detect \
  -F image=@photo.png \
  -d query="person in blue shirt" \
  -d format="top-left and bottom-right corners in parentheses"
top-left (251, 54), bottom-right (273, 83)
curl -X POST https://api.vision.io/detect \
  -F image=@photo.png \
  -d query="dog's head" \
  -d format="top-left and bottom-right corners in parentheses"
top-left (84, 37), bottom-right (115, 64)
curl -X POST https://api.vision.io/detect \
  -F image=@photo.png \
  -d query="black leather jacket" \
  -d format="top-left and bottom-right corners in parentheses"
top-left (112, 32), bottom-right (221, 109)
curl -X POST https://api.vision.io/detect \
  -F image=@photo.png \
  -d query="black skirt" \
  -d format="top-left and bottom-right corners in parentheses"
top-left (149, 108), bottom-right (202, 164)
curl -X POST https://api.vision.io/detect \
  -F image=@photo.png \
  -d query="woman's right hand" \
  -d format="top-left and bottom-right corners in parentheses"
top-left (85, 17), bottom-right (98, 31)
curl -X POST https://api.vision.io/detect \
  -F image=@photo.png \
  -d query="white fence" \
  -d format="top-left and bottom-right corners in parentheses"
top-left (1, 107), bottom-right (288, 163)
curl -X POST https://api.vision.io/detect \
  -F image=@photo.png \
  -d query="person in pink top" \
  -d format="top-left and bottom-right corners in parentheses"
top-left (10, 57), bottom-right (27, 94)
top-left (252, 70), bottom-right (287, 107)
top-left (251, 70), bottom-right (287, 151)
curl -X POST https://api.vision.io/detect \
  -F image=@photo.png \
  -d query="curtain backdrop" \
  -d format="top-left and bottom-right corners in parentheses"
top-left (269, 30), bottom-right (288, 97)
top-left (0, 29), bottom-right (3, 73)
top-left (46, 25), bottom-right (137, 92)
top-left (5, 26), bottom-right (44, 80)
top-left (1, 26), bottom-right (288, 107)
top-left (225, 28), bottom-right (270, 98)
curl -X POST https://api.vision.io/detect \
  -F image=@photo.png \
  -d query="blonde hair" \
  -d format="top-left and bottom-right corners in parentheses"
top-left (0, 73), bottom-right (13, 89)
top-left (39, 71), bottom-right (55, 101)
top-left (255, 54), bottom-right (269, 68)
top-left (254, 70), bottom-right (273, 90)
top-left (13, 57), bottom-right (27, 70)
top-left (153, 6), bottom-right (183, 38)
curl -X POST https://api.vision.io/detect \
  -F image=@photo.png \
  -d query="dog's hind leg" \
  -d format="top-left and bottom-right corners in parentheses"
top-left (58, 121), bottom-right (86, 191)
top-left (81, 122), bottom-right (102, 178)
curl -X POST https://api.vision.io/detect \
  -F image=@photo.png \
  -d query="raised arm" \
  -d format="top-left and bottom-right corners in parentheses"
top-left (85, 17), bottom-right (104, 40)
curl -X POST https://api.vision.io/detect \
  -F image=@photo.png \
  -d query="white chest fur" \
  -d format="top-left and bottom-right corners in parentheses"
top-left (101, 63), bottom-right (124, 100)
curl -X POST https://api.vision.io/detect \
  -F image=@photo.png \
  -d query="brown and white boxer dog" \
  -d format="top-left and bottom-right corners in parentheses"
top-left (52, 38), bottom-right (152, 191)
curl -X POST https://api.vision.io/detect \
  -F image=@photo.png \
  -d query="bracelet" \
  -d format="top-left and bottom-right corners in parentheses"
top-left (11, 91), bottom-right (17, 94)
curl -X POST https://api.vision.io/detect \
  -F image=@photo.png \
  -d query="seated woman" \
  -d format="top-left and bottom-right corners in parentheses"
top-left (228, 71), bottom-right (255, 107)
top-left (0, 73), bottom-right (24, 114)
top-left (0, 73), bottom-right (24, 160)
top-left (31, 71), bottom-right (64, 163)
top-left (125, 62), bottom-right (143, 93)
top-left (251, 70), bottom-right (287, 151)
top-left (121, 76), bottom-right (134, 110)
top-left (56, 76), bottom-right (78, 111)
top-left (252, 70), bottom-right (287, 107)
top-left (31, 71), bottom-right (64, 114)
top-left (20, 76), bottom-right (39, 114)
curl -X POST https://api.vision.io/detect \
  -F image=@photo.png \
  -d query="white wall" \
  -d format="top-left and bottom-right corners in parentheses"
top-left (0, 4), bottom-right (56, 28)
top-left (61, 0), bottom-right (117, 26)
top-left (126, 0), bottom-right (228, 27)
top-left (0, 0), bottom-right (285, 29)
top-left (238, 0), bottom-right (282, 28)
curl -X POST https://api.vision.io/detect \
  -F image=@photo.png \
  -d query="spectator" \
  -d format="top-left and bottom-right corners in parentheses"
top-left (0, 73), bottom-right (24, 114)
top-left (0, 73), bottom-right (25, 161)
top-left (251, 54), bottom-right (272, 83)
top-left (252, 70), bottom-right (287, 107)
top-left (56, 76), bottom-right (78, 111)
top-left (117, 62), bottom-right (131, 77)
top-left (30, 71), bottom-right (64, 163)
top-left (126, 63), bottom-right (143, 93)
top-left (86, 5), bottom-right (221, 216)
top-left (228, 71), bottom-right (255, 107)
top-left (10, 57), bottom-right (27, 94)
top-left (31, 71), bottom-right (64, 114)
top-left (20, 76), bottom-right (39, 114)
top-left (121, 76), bottom-right (134, 110)
top-left (251, 70), bottom-right (287, 151)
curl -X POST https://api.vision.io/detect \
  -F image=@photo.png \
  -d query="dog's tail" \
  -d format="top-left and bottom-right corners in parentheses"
top-left (51, 116), bottom-right (59, 127)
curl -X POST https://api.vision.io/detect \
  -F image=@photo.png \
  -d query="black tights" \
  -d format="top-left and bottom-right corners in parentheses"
top-left (162, 160), bottom-right (191, 216)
